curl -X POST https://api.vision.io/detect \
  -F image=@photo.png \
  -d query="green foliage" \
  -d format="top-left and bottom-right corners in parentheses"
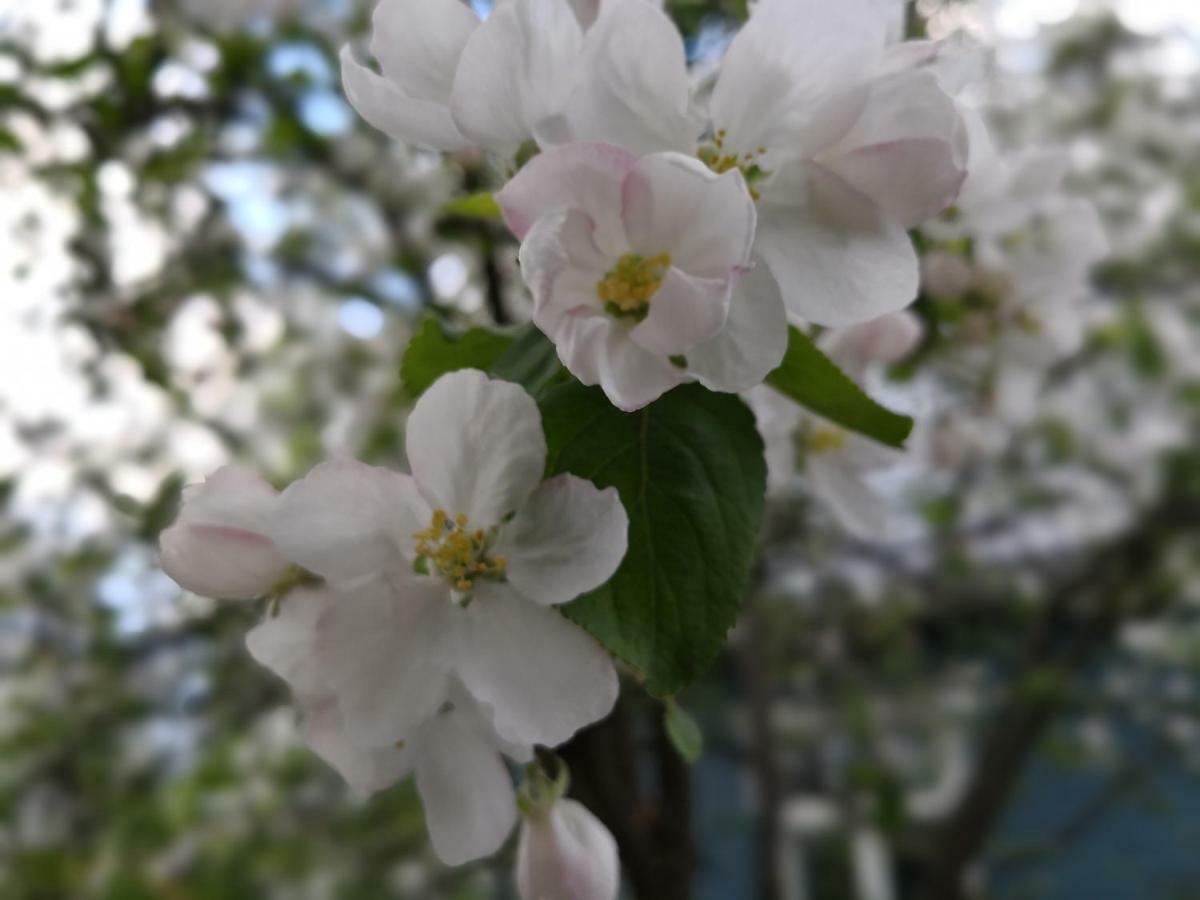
top-left (400, 318), bottom-right (515, 396)
top-left (539, 381), bottom-right (766, 694)
top-left (401, 317), bottom-right (561, 398)
top-left (767, 326), bottom-right (914, 448)
top-left (664, 699), bottom-right (704, 764)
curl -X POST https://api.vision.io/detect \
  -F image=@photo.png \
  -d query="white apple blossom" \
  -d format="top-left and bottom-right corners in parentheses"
top-left (497, 142), bottom-right (782, 411)
top-left (246, 586), bottom-right (534, 864)
top-left (159, 466), bottom-right (290, 600)
top-left (516, 796), bottom-right (620, 900)
top-left (558, 0), bottom-right (970, 328)
top-left (749, 313), bottom-right (923, 538)
top-left (266, 369), bottom-right (626, 754)
top-left (340, 0), bottom-right (583, 155)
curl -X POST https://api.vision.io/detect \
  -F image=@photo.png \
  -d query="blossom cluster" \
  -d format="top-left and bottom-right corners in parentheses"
top-left (158, 0), bottom-right (992, 894)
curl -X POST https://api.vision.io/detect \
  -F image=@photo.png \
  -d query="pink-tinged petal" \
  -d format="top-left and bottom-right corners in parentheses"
top-left (518, 208), bottom-right (609, 333)
top-left (457, 584), bottom-right (619, 747)
top-left (159, 465), bottom-right (288, 600)
top-left (710, 0), bottom-right (885, 157)
top-left (245, 585), bottom-right (336, 695)
top-left (406, 370), bottom-right (546, 526)
top-left (552, 314), bottom-right (687, 411)
top-left (301, 695), bottom-right (415, 795)
top-left (821, 69), bottom-right (967, 226)
top-left (819, 310), bottom-right (924, 378)
top-left (758, 162), bottom-right (918, 327)
top-left (688, 261), bottom-right (789, 393)
top-left (450, 0), bottom-right (583, 155)
top-left (516, 798), bottom-right (621, 900)
top-left (314, 575), bottom-right (456, 748)
top-left (497, 142), bottom-right (637, 252)
top-left (340, 48), bottom-right (470, 151)
top-left (621, 153), bottom-right (756, 278)
top-left (558, 0), bottom-right (697, 155)
top-left (369, 0), bottom-right (478, 102)
top-left (807, 452), bottom-right (889, 540)
top-left (272, 460), bottom-right (429, 583)
top-left (414, 706), bottom-right (518, 866)
top-left (629, 267), bottom-right (729, 357)
top-left (496, 474), bottom-right (628, 607)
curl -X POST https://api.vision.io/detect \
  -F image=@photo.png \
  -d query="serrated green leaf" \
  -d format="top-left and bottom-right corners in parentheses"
top-left (767, 325), bottom-right (913, 448)
top-left (540, 382), bottom-right (766, 694)
top-left (490, 325), bottom-right (562, 398)
top-left (664, 699), bottom-right (703, 764)
top-left (400, 317), bottom-right (514, 397)
top-left (441, 192), bottom-right (502, 222)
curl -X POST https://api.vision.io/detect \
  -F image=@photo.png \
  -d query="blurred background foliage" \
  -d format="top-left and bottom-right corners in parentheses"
top-left (0, 0), bottom-right (1198, 898)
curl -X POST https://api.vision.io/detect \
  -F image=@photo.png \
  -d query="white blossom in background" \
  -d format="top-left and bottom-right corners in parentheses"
top-left (158, 466), bottom-right (289, 600)
top-left (749, 312), bottom-right (923, 539)
top-left (920, 146), bottom-right (1108, 423)
top-left (559, 0), bottom-right (970, 328)
top-left (498, 142), bottom-right (782, 411)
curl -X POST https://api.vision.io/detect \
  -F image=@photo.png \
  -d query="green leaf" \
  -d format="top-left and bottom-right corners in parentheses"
top-left (490, 325), bottom-right (562, 398)
top-left (767, 325), bottom-right (913, 448)
top-left (400, 318), bottom-right (514, 397)
top-left (401, 317), bottom-right (562, 398)
top-left (441, 192), bottom-right (502, 222)
top-left (540, 382), bottom-right (766, 694)
top-left (664, 699), bottom-right (703, 764)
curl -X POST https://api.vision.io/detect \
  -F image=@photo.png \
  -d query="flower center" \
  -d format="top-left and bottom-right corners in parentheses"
top-left (413, 510), bottom-right (506, 595)
top-left (807, 425), bottom-right (847, 455)
top-left (596, 252), bottom-right (671, 321)
top-left (698, 129), bottom-right (769, 201)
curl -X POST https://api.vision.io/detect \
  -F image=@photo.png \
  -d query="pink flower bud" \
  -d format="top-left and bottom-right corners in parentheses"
top-left (159, 466), bottom-right (289, 600)
top-left (516, 799), bottom-right (619, 900)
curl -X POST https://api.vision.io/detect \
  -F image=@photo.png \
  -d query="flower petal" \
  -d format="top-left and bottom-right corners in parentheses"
top-left (340, 47), bottom-right (470, 151)
top-left (552, 314), bottom-right (687, 411)
top-left (821, 70), bottom-right (967, 226)
top-left (314, 575), bottom-right (456, 748)
top-left (245, 585), bottom-right (335, 695)
top-left (687, 261), bottom-right (789, 393)
top-left (621, 153), bottom-right (756, 278)
top-left (709, 0), bottom-right (885, 157)
top-left (369, 0), bottom-right (478, 102)
top-left (272, 460), bottom-right (429, 583)
top-left (519, 208), bottom-right (609, 333)
top-left (406, 370), bottom-right (547, 526)
top-left (458, 584), bottom-right (619, 747)
top-left (415, 707), bottom-right (518, 866)
top-left (758, 164), bottom-right (918, 327)
top-left (819, 310), bottom-right (924, 378)
top-left (302, 695), bottom-right (415, 795)
top-left (558, 0), bottom-right (696, 155)
top-left (450, 0), bottom-right (583, 156)
top-left (629, 267), bottom-right (729, 357)
top-left (497, 141), bottom-right (637, 251)
top-left (496, 474), bottom-right (628, 606)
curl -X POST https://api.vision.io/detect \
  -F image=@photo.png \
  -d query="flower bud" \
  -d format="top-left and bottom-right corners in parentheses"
top-left (159, 466), bottom-right (290, 600)
top-left (516, 798), bottom-right (619, 900)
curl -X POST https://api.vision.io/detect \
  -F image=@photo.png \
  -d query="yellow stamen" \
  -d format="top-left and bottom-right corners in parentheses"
top-left (597, 252), bottom-right (672, 320)
top-left (698, 130), bottom-right (768, 200)
top-left (413, 510), bottom-right (507, 596)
